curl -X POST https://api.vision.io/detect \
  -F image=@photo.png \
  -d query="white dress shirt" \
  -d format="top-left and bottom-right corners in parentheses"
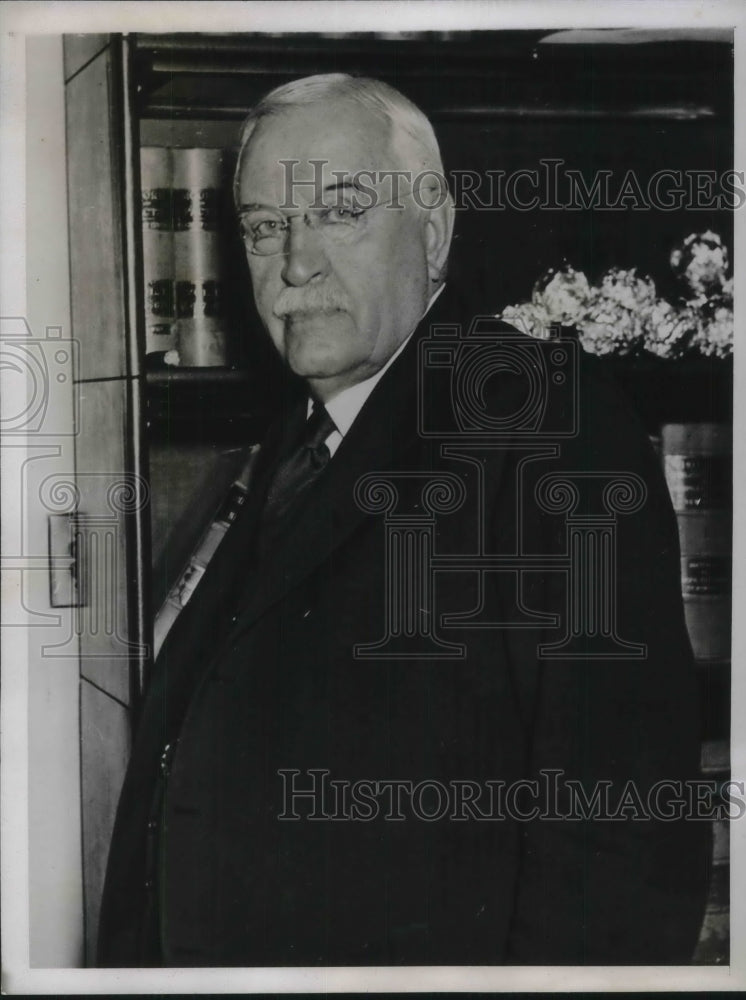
top-left (308, 284), bottom-right (445, 457)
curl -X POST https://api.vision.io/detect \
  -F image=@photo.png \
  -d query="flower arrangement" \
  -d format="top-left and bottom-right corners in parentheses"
top-left (500, 231), bottom-right (733, 359)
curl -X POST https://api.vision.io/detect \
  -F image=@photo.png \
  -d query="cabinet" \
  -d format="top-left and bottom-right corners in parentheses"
top-left (63, 29), bottom-right (732, 964)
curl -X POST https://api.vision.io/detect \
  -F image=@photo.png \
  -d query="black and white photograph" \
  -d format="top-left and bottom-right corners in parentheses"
top-left (1, 0), bottom-right (743, 993)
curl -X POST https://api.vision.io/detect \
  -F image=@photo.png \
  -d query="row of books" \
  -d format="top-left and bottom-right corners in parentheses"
top-left (660, 423), bottom-right (731, 965)
top-left (140, 146), bottom-right (232, 366)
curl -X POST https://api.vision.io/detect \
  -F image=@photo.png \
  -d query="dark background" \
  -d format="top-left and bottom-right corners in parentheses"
top-left (135, 30), bottom-right (734, 329)
top-left (140, 28), bottom-right (734, 574)
top-left (139, 29), bottom-right (733, 581)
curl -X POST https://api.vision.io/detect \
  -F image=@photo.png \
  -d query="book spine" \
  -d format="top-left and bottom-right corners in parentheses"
top-left (693, 862), bottom-right (729, 965)
top-left (661, 423), bottom-right (732, 662)
top-left (140, 147), bottom-right (176, 354)
top-left (664, 422), bottom-right (733, 965)
top-left (693, 739), bottom-right (730, 965)
top-left (171, 148), bottom-right (229, 367)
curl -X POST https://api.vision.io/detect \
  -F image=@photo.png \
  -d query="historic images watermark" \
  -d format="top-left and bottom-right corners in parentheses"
top-left (273, 159), bottom-right (745, 212)
top-left (277, 768), bottom-right (743, 823)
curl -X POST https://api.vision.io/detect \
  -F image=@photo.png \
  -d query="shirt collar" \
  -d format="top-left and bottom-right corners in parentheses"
top-left (308, 283), bottom-right (446, 437)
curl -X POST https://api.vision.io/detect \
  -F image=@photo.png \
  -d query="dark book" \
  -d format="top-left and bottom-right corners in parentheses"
top-left (662, 423), bottom-right (732, 662)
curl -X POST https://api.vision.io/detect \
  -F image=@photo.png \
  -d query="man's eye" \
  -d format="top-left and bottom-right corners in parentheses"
top-left (251, 218), bottom-right (284, 238)
top-left (322, 205), bottom-right (365, 225)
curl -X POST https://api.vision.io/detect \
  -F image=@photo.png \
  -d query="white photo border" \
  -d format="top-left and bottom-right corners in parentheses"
top-left (2, 0), bottom-right (744, 993)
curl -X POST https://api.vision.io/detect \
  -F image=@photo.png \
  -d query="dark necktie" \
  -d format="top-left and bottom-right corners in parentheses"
top-left (259, 400), bottom-right (336, 546)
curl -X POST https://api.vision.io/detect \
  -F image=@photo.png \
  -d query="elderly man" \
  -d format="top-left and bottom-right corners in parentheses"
top-left (99, 75), bottom-right (709, 967)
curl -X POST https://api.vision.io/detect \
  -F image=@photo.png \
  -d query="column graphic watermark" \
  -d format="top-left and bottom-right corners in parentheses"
top-left (353, 315), bottom-right (650, 659)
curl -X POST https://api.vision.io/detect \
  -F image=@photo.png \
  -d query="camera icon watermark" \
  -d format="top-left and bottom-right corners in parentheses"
top-left (418, 316), bottom-right (578, 441)
top-left (1, 316), bottom-right (79, 436)
top-left (351, 311), bottom-right (651, 660)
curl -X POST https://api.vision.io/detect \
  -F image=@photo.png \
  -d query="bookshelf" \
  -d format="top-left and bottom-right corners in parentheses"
top-left (146, 368), bottom-right (267, 442)
top-left (63, 29), bottom-right (733, 965)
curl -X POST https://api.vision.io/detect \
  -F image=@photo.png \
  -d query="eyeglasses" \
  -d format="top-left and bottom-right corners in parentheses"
top-left (238, 188), bottom-right (427, 257)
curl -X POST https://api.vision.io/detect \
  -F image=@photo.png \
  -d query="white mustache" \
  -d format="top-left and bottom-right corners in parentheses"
top-left (273, 285), bottom-right (351, 319)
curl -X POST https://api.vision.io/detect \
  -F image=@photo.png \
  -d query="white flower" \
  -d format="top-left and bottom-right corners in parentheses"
top-left (598, 268), bottom-right (657, 312)
top-left (500, 301), bottom-right (554, 340)
top-left (576, 322), bottom-right (622, 356)
top-left (531, 265), bottom-right (591, 325)
top-left (670, 231), bottom-right (729, 298)
top-left (691, 305), bottom-right (733, 358)
top-left (577, 285), bottom-right (643, 356)
top-left (641, 300), bottom-right (694, 359)
top-left (500, 232), bottom-right (732, 359)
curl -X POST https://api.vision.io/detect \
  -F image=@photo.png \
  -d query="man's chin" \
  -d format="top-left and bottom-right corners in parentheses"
top-left (283, 312), bottom-right (356, 376)
top-left (286, 350), bottom-right (347, 382)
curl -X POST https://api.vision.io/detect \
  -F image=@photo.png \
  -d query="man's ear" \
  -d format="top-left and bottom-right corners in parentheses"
top-left (424, 191), bottom-right (455, 284)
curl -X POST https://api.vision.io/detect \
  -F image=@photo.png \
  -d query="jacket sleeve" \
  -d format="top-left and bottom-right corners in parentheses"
top-left (499, 356), bottom-right (711, 964)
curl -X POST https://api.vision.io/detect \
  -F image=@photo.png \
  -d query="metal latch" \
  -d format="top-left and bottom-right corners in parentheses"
top-left (48, 512), bottom-right (84, 607)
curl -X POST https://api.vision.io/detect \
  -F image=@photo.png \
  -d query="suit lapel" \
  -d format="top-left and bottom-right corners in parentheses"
top-left (150, 383), bottom-right (303, 677)
top-left (228, 286), bottom-right (467, 636)
top-left (159, 284), bottom-right (522, 657)
top-left (229, 342), bottom-right (418, 633)
top-left (138, 285), bottom-right (524, 768)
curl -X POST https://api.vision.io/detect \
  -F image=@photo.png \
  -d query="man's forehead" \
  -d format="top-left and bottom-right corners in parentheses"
top-left (238, 101), bottom-right (396, 203)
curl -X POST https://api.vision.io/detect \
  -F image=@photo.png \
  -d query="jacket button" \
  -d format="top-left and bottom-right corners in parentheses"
top-left (160, 743), bottom-right (175, 778)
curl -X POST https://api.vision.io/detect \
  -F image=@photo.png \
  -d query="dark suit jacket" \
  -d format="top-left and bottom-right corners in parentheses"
top-left (98, 285), bottom-right (710, 967)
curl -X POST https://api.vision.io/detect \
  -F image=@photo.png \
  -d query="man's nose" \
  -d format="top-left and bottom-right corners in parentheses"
top-left (281, 217), bottom-right (328, 287)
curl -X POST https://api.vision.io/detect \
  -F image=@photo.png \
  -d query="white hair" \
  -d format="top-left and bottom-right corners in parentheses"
top-left (233, 73), bottom-right (448, 202)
